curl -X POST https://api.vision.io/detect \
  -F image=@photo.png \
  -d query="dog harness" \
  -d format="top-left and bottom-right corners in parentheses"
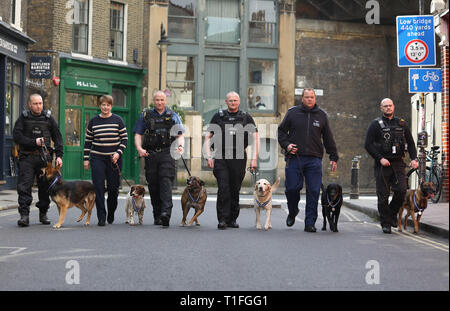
top-left (47, 175), bottom-right (61, 191)
top-left (131, 197), bottom-right (143, 213)
top-left (255, 198), bottom-right (271, 209)
top-left (413, 191), bottom-right (427, 215)
top-left (188, 190), bottom-right (202, 203)
top-left (326, 194), bottom-right (341, 212)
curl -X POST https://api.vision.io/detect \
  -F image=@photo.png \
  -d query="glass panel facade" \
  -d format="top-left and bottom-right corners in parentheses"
top-left (5, 60), bottom-right (22, 136)
top-left (206, 0), bottom-right (240, 44)
top-left (248, 60), bottom-right (275, 111)
top-left (167, 56), bottom-right (195, 108)
top-left (65, 108), bottom-right (81, 146)
top-left (109, 1), bottom-right (124, 60)
top-left (72, 0), bottom-right (89, 54)
top-left (249, 0), bottom-right (277, 45)
top-left (168, 0), bottom-right (197, 40)
top-left (84, 95), bottom-right (99, 107)
top-left (112, 88), bottom-right (126, 107)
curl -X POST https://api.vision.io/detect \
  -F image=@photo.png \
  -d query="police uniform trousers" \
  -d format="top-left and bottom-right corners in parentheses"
top-left (144, 149), bottom-right (176, 221)
top-left (213, 158), bottom-right (246, 224)
top-left (17, 154), bottom-right (51, 216)
top-left (90, 154), bottom-right (121, 222)
top-left (284, 155), bottom-right (322, 227)
top-left (374, 159), bottom-right (407, 228)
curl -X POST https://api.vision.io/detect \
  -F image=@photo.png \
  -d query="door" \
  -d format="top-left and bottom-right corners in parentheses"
top-left (203, 57), bottom-right (239, 124)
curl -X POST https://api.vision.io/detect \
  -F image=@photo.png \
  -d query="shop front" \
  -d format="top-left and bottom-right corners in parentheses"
top-left (0, 21), bottom-right (34, 189)
top-left (59, 56), bottom-right (145, 183)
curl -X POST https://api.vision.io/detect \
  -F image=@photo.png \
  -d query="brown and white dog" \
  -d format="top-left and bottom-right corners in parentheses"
top-left (254, 177), bottom-right (280, 230)
top-left (41, 163), bottom-right (96, 229)
top-left (125, 185), bottom-right (146, 225)
top-left (398, 181), bottom-right (436, 234)
top-left (180, 176), bottom-right (207, 226)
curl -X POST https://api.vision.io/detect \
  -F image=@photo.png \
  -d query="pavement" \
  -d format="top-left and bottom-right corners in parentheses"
top-left (1, 186), bottom-right (448, 239)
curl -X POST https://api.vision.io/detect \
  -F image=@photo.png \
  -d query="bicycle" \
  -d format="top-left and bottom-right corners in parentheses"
top-left (406, 145), bottom-right (443, 203)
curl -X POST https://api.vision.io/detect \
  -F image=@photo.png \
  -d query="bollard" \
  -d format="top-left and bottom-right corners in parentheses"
top-left (350, 156), bottom-right (361, 199)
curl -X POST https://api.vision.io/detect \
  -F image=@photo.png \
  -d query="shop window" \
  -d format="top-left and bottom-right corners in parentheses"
top-left (248, 59), bottom-right (276, 111)
top-left (166, 56), bottom-right (195, 108)
top-left (66, 92), bottom-right (83, 106)
top-left (206, 0), bottom-right (240, 44)
top-left (72, 0), bottom-right (89, 54)
top-left (65, 109), bottom-right (81, 146)
top-left (109, 1), bottom-right (124, 60)
top-left (84, 94), bottom-right (99, 107)
top-left (168, 0), bottom-right (197, 41)
top-left (249, 0), bottom-right (277, 45)
top-left (112, 88), bottom-right (126, 107)
top-left (5, 60), bottom-right (22, 136)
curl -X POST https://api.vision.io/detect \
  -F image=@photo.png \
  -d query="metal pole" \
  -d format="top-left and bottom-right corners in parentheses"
top-left (159, 48), bottom-right (162, 90)
top-left (350, 156), bottom-right (360, 199)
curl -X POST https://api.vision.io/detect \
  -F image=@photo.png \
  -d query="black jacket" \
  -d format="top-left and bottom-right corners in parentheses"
top-left (278, 104), bottom-right (338, 162)
top-left (364, 115), bottom-right (417, 164)
top-left (13, 111), bottom-right (64, 158)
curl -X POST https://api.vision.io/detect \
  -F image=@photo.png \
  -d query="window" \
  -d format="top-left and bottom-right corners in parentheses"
top-left (166, 56), bottom-right (195, 108)
top-left (206, 0), bottom-right (240, 44)
top-left (10, 0), bottom-right (21, 29)
top-left (5, 60), bottom-right (22, 136)
top-left (72, 0), bottom-right (89, 54)
top-left (249, 0), bottom-right (277, 45)
top-left (109, 2), bottom-right (124, 60)
top-left (112, 88), bottom-right (126, 107)
top-left (248, 59), bottom-right (276, 111)
top-left (168, 0), bottom-right (197, 40)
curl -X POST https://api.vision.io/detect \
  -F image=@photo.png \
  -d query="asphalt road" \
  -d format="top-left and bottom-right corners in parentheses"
top-left (0, 195), bottom-right (448, 291)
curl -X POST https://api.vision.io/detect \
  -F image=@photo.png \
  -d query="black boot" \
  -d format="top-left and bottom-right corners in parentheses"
top-left (39, 212), bottom-right (51, 225)
top-left (18, 215), bottom-right (29, 227)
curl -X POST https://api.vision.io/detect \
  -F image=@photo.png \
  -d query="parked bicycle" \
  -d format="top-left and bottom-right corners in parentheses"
top-left (406, 145), bottom-right (443, 203)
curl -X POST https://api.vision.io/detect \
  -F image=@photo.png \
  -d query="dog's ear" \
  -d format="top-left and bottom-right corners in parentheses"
top-left (254, 182), bottom-right (258, 191)
top-left (338, 184), bottom-right (342, 195)
top-left (130, 185), bottom-right (135, 196)
top-left (200, 180), bottom-right (205, 186)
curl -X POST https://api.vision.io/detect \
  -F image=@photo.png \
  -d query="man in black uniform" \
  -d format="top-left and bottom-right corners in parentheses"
top-left (365, 98), bottom-right (418, 234)
top-left (205, 91), bottom-right (259, 229)
top-left (134, 91), bottom-right (185, 227)
top-left (13, 94), bottom-right (63, 227)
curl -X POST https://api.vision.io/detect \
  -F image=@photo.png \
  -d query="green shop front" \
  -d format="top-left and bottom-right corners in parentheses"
top-left (59, 56), bottom-right (145, 183)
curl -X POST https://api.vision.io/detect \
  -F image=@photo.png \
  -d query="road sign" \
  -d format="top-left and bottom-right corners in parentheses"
top-left (409, 68), bottom-right (441, 93)
top-left (396, 15), bottom-right (436, 67)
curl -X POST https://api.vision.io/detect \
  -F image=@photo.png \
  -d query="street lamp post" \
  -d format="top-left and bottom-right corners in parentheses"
top-left (157, 23), bottom-right (171, 90)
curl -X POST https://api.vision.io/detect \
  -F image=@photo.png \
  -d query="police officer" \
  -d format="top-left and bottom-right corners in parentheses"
top-left (13, 94), bottom-right (63, 227)
top-left (278, 88), bottom-right (338, 232)
top-left (134, 91), bottom-right (185, 227)
top-left (204, 91), bottom-right (259, 229)
top-left (365, 98), bottom-right (418, 234)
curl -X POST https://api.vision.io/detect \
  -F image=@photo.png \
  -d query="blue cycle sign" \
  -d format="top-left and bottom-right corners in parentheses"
top-left (409, 68), bottom-right (441, 93)
top-left (396, 15), bottom-right (436, 67)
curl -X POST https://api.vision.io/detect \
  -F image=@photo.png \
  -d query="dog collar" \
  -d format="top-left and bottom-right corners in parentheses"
top-left (255, 198), bottom-right (271, 209)
top-left (326, 194), bottom-right (341, 210)
top-left (413, 191), bottom-right (426, 214)
top-left (48, 175), bottom-right (61, 191)
top-left (188, 190), bottom-right (201, 203)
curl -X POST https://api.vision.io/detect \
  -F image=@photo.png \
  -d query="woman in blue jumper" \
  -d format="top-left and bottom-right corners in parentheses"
top-left (83, 95), bottom-right (128, 226)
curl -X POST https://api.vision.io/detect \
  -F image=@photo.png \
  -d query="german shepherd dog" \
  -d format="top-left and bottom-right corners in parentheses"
top-left (41, 163), bottom-right (96, 229)
top-left (398, 181), bottom-right (436, 234)
top-left (180, 176), bottom-right (207, 226)
top-left (321, 183), bottom-right (343, 232)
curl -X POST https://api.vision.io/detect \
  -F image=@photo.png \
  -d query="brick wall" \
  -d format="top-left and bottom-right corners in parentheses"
top-left (441, 45), bottom-right (449, 202)
top-left (295, 19), bottom-right (411, 189)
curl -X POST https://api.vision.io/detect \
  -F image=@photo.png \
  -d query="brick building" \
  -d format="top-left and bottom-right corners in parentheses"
top-left (23, 0), bottom-right (146, 184)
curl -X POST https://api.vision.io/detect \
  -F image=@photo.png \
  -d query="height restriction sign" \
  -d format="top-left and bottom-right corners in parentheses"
top-left (396, 15), bottom-right (436, 67)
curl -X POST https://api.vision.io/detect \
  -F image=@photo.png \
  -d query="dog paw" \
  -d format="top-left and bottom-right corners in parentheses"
top-left (264, 225), bottom-right (271, 230)
top-left (256, 224), bottom-right (262, 230)
top-left (53, 224), bottom-right (61, 229)
top-left (84, 222), bottom-right (90, 226)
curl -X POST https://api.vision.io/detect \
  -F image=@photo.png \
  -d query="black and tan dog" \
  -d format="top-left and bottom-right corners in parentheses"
top-left (398, 181), bottom-right (436, 234)
top-left (321, 183), bottom-right (343, 232)
top-left (41, 163), bottom-right (96, 229)
top-left (180, 176), bottom-right (207, 226)
top-left (125, 185), bottom-right (146, 225)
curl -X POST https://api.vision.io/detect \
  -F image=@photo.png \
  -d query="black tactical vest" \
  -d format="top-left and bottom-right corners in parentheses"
top-left (142, 108), bottom-right (176, 151)
top-left (376, 117), bottom-right (407, 160)
top-left (22, 110), bottom-right (52, 149)
top-left (216, 109), bottom-right (250, 151)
